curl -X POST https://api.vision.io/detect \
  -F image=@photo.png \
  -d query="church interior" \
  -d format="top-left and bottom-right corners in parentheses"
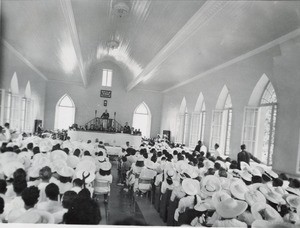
top-left (1, 0), bottom-right (300, 227)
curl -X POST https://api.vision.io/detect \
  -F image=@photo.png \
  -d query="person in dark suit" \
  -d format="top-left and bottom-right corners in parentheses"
top-left (100, 110), bottom-right (109, 119)
top-left (237, 144), bottom-right (261, 170)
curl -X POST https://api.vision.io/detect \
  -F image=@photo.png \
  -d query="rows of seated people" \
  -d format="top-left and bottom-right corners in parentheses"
top-left (0, 136), bottom-right (114, 224)
top-left (118, 140), bottom-right (300, 227)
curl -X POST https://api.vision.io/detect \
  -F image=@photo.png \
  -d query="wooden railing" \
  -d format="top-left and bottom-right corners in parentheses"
top-left (84, 117), bottom-right (122, 133)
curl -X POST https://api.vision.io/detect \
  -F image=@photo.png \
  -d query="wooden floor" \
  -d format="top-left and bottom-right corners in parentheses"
top-left (97, 161), bottom-right (166, 226)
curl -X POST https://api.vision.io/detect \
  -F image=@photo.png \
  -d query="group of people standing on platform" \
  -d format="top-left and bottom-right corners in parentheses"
top-left (116, 138), bottom-right (300, 227)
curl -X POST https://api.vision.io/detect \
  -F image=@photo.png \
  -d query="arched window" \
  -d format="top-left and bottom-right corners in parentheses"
top-left (259, 82), bottom-right (277, 165)
top-left (20, 82), bottom-right (34, 133)
top-left (175, 97), bottom-right (190, 145)
top-left (6, 72), bottom-right (21, 131)
top-left (132, 102), bottom-right (151, 137)
top-left (54, 94), bottom-right (75, 130)
top-left (242, 74), bottom-right (277, 166)
top-left (210, 85), bottom-right (233, 156)
top-left (189, 93), bottom-right (206, 148)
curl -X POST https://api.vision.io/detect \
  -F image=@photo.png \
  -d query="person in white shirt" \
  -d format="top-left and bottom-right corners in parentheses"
top-left (70, 178), bottom-right (83, 194)
top-left (94, 162), bottom-right (113, 203)
top-left (4, 123), bottom-right (12, 142)
top-left (37, 166), bottom-right (53, 202)
top-left (214, 143), bottom-right (221, 157)
top-left (37, 183), bottom-right (63, 214)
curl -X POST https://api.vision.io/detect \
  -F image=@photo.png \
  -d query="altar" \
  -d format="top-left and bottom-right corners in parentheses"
top-left (68, 130), bottom-right (142, 149)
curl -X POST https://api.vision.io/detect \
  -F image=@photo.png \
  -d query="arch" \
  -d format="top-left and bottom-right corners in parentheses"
top-left (194, 92), bottom-right (204, 112)
top-left (54, 94), bottom-right (75, 130)
top-left (10, 72), bottom-right (19, 94)
top-left (248, 74), bottom-right (270, 106)
top-left (132, 102), bottom-right (151, 137)
top-left (179, 97), bottom-right (187, 114)
top-left (216, 85), bottom-right (229, 109)
top-left (25, 81), bottom-right (31, 98)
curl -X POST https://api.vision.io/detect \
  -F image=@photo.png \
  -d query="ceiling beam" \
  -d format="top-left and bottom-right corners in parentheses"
top-left (60, 0), bottom-right (87, 87)
top-left (126, 1), bottom-right (228, 92)
top-left (2, 39), bottom-right (48, 81)
top-left (163, 28), bottom-right (300, 93)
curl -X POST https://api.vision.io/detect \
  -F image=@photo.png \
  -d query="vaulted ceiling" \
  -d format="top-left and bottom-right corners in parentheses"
top-left (2, 0), bottom-right (300, 92)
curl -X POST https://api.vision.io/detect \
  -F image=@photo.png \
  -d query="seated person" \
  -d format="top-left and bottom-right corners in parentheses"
top-left (63, 197), bottom-right (101, 224)
top-left (37, 183), bottom-right (63, 214)
top-left (123, 122), bottom-right (131, 134)
top-left (52, 191), bottom-right (77, 224)
top-left (71, 179), bottom-right (83, 194)
top-left (94, 162), bottom-right (113, 203)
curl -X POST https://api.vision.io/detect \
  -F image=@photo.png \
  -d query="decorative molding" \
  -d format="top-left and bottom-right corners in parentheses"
top-left (48, 79), bottom-right (83, 87)
top-left (132, 88), bottom-right (162, 93)
top-left (2, 39), bottom-right (48, 81)
top-left (60, 0), bottom-right (87, 87)
top-left (126, 1), bottom-right (228, 92)
top-left (163, 28), bottom-right (300, 93)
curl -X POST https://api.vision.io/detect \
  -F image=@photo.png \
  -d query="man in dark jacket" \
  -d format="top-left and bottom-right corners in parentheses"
top-left (237, 144), bottom-right (261, 169)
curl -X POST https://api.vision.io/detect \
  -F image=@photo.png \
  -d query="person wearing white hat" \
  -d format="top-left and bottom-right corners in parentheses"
top-left (174, 179), bottom-right (199, 223)
top-left (213, 197), bottom-right (248, 227)
top-left (56, 167), bottom-right (74, 194)
top-left (94, 161), bottom-right (112, 203)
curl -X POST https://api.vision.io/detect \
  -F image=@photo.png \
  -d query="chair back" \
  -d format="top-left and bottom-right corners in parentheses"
top-left (94, 180), bottom-right (110, 194)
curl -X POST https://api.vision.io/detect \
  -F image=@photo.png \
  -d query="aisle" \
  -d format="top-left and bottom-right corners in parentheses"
top-left (98, 160), bottom-right (166, 226)
top-left (102, 160), bottom-right (145, 225)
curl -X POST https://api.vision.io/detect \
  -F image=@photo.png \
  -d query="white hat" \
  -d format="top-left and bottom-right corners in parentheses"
top-left (251, 220), bottom-right (294, 228)
top-left (28, 166), bottom-right (40, 178)
top-left (144, 160), bottom-right (156, 170)
top-left (76, 160), bottom-right (96, 173)
top-left (251, 202), bottom-right (283, 222)
top-left (250, 168), bottom-right (262, 177)
top-left (39, 139), bottom-right (52, 153)
top-left (286, 186), bottom-right (300, 196)
top-left (216, 197), bottom-right (248, 218)
top-left (17, 154), bottom-right (31, 170)
top-left (201, 175), bottom-right (221, 196)
top-left (100, 162), bottom-right (112, 171)
top-left (98, 156), bottom-right (106, 163)
top-left (245, 189), bottom-right (266, 206)
top-left (212, 190), bottom-right (231, 208)
top-left (241, 170), bottom-right (252, 182)
top-left (218, 177), bottom-right (230, 191)
top-left (182, 178), bottom-right (200, 196)
top-left (240, 161), bottom-right (251, 171)
top-left (51, 159), bottom-right (67, 173)
top-left (32, 156), bottom-right (52, 170)
top-left (67, 155), bottom-right (80, 169)
top-left (57, 166), bottom-right (74, 177)
top-left (180, 163), bottom-right (198, 179)
top-left (259, 186), bottom-right (286, 205)
top-left (194, 195), bottom-right (215, 212)
top-left (286, 195), bottom-right (300, 209)
top-left (3, 161), bottom-right (24, 179)
top-left (13, 209), bottom-right (54, 224)
top-left (51, 150), bottom-right (68, 161)
top-left (203, 160), bottom-right (214, 170)
top-left (76, 170), bottom-right (96, 183)
top-left (230, 179), bottom-right (249, 200)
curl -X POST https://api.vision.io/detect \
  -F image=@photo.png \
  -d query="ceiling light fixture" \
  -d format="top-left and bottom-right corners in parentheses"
top-left (113, 1), bottom-right (130, 18)
top-left (106, 40), bottom-right (120, 50)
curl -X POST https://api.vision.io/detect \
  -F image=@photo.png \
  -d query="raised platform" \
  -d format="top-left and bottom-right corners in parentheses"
top-left (68, 130), bottom-right (142, 149)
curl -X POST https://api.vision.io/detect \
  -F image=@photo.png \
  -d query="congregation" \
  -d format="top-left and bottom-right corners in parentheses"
top-left (0, 124), bottom-right (300, 227)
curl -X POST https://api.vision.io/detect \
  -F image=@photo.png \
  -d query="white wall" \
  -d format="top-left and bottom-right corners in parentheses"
top-left (160, 38), bottom-right (300, 176)
top-left (0, 43), bottom-right (46, 123)
top-left (44, 61), bottom-right (163, 137)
